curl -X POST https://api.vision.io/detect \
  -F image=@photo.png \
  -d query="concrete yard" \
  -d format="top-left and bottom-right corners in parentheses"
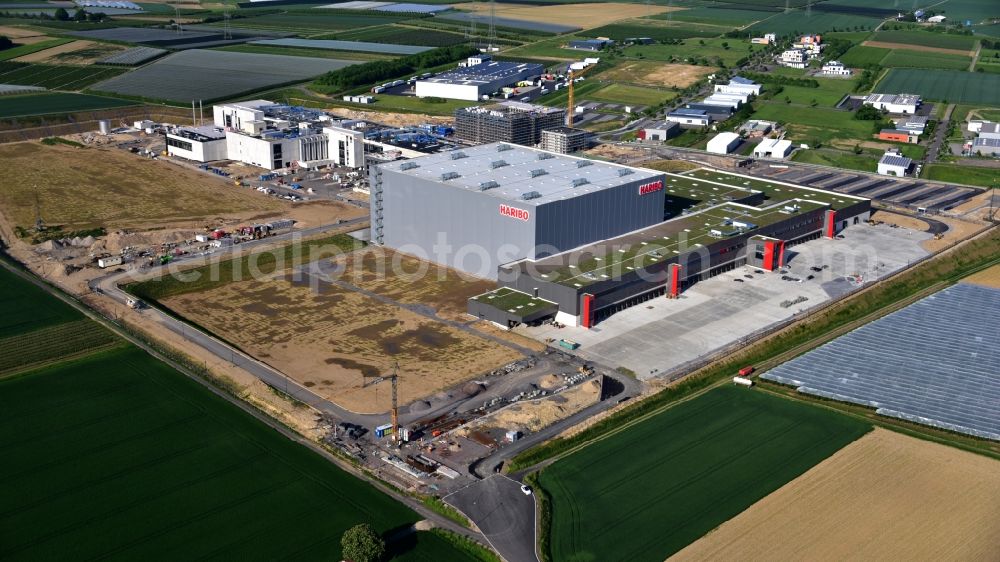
top-left (520, 223), bottom-right (931, 378)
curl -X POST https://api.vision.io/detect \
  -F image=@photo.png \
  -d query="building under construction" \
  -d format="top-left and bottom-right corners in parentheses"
top-left (454, 101), bottom-right (565, 146)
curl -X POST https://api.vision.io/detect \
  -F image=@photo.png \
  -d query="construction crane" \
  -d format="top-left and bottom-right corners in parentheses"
top-left (363, 363), bottom-right (400, 442)
top-left (566, 63), bottom-right (597, 128)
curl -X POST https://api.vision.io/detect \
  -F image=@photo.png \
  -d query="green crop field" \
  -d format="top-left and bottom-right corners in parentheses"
top-left (0, 266), bottom-right (81, 338)
top-left (539, 385), bottom-right (871, 562)
top-left (587, 83), bottom-right (674, 106)
top-left (581, 23), bottom-right (722, 42)
top-left (215, 44), bottom-right (390, 62)
top-left (748, 11), bottom-right (883, 36)
top-left (923, 163), bottom-right (999, 188)
top-left (876, 68), bottom-right (1000, 105)
top-left (0, 38), bottom-right (72, 61)
top-left (881, 50), bottom-right (972, 70)
top-left (0, 62), bottom-right (126, 91)
top-left (840, 45), bottom-right (889, 67)
top-left (622, 38), bottom-right (760, 67)
top-left (656, 6), bottom-right (770, 26)
top-left (0, 318), bottom-right (119, 374)
top-left (225, 12), bottom-right (412, 32)
top-left (0, 92), bottom-right (136, 118)
top-left (775, 78), bottom-right (855, 107)
top-left (872, 30), bottom-right (977, 51)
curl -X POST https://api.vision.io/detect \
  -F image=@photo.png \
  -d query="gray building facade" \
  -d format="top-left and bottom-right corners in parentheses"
top-left (371, 143), bottom-right (666, 279)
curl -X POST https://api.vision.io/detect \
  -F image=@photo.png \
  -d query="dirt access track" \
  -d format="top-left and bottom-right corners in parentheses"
top-left (456, 2), bottom-right (678, 29)
top-left (596, 61), bottom-right (714, 89)
top-left (672, 428), bottom-right (1000, 561)
top-left (162, 249), bottom-right (523, 413)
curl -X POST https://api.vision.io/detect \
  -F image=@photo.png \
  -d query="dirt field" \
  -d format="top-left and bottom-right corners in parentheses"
top-left (14, 40), bottom-right (124, 64)
top-left (0, 142), bottom-right (287, 232)
top-left (862, 40), bottom-right (972, 56)
top-left (457, 2), bottom-right (678, 28)
top-left (962, 263), bottom-right (1000, 289)
top-left (162, 272), bottom-right (522, 413)
top-left (596, 61), bottom-right (713, 88)
top-left (463, 377), bottom-right (600, 435)
top-left (672, 428), bottom-right (1000, 562)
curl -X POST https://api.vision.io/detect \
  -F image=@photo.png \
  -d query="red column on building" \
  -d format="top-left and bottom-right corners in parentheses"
top-left (668, 263), bottom-right (682, 298)
top-left (777, 240), bottom-right (786, 269)
top-left (824, 209), bottom-right (837, 238)
top-left (581, 293), bottom-right (594, 328)
top-left (762, 240), bottom-right (776, 271)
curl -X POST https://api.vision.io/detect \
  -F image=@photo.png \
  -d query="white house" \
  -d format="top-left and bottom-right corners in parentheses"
top-left (865, 93), bottom-right (921, 114)
top-left (753, 138), bottom-right (793, 159)
top-left (821, 60), bottom-right (852, 76)
top-left (779, 49), bottom-right (808, 69)
top-left (707, 132), bottom-right (741, 154)
top-left (877, 150), bottom-right (912, 176)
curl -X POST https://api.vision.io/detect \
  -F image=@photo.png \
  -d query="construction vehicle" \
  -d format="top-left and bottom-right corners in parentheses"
top-left (566, 62), bottom-right (597, 127)
top-left (363, 363), bottom-right (400, 443)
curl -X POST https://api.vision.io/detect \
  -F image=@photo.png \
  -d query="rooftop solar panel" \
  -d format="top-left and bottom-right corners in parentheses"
top-left (762, 283), bottom-right (1000, 440)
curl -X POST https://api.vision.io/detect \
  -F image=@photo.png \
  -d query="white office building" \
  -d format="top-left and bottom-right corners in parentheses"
top-left (821, 60), bottom-right (852, 76)
top-left (779, 49), bottom-right (808, 69)
top-left (865, 93), bottom-right (921, 114)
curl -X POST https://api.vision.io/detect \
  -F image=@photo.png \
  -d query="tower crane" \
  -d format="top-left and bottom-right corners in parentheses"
top-left (566, 63), bottom-right (597, 128)
top-left (363, 362), bottom-right (400, 442)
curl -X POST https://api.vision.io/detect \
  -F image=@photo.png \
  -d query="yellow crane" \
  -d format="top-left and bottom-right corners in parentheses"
top-left (566, 63), bottom-right (597, 128)
top-left (363, 362), bottom-right (400, 442)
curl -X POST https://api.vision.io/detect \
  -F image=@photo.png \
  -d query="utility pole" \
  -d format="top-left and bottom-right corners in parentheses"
top-left (362, 362), bottom-right (400, 443)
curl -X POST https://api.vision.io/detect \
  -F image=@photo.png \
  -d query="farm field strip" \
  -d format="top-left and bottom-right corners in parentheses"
top-left (0, 319), bottom-right (120, 375)
top-left (875, 68), bottom-right (1000, 105)
top-left (0, 266), bottom-right (81, 338)
top-left (539, 386), bottom-right (871, 562)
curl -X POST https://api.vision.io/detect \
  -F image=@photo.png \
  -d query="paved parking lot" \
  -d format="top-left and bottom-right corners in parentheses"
top-left (446, 475), bottom-right (537, 562)
top-left (521, 223), bottom-right (931, 379)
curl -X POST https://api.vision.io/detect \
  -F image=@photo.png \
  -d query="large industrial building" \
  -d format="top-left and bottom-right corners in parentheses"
top-left (415, 55), bottom-right (545, 101)
top-left (471, 169), bottom-right (871, 328)
top-left (454, 101), bottom-right (566, 146)
top-left (371, 143), bottom-right (667, 278)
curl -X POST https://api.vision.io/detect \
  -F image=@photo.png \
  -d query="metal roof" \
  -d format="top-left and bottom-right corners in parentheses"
top-left (669, 108), bottom-right (708, 117)
top-left (866, 93), bottom-right (921, 106)
top-left (420, 61), bottom-right (544, 86)
top-left (973, 137), bottom-right (1000, 147)
top-left (379, 142), bottom-right (660, 206)
top-left (879, 153), bottom-right (913, 168)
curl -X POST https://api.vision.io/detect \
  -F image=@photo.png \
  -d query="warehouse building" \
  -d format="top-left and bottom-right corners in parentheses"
top-left (707, 132), bottom-right (741, 154)
top-left (454, 101), bottom-right (566, 146)
top-left (878, 149), bottom-right (913, 176)
top-left (665, 108), bottom-right (710, 127)
top-left (165, 126), bottom-right (227, 162)
top-left (865, 93), bottom-right (921, 114)
top-left (471, 169), bottom-right (871, 328)
top-left (753, 138), bottom-right (793, 158)
top-left (415, 56), bottom-right (544, 101)
top-left (638, 121), bottom-right (681, 141)
top-left (540, 126), bottom-right (590, 153)
top-left (713, 76), bottom-right (762, 96)
top-left (371, 143), bottom-right (666, 278)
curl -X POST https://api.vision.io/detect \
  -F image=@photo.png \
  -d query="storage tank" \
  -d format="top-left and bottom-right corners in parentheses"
top-left (733, 376), bottom-right (754, 387)
top-left (98, 119), bottom-right (111, 135)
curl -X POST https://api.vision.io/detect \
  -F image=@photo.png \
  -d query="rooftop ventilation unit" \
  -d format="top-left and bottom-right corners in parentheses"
top-left (530, 169), bottom-right (548, 178)
top-left (617, 169), bottom-right (634, 177)
top-left (537, 153), bottom-right (555, 160)
top-left (400, 162), bottom-right (418, 171)
top-left (450, 151), bottom-right (468, 160)
top-left (571, 178), bottom-right (590, 187)
top-left (576, 160), bottom-right (593, 168)
top-left (479, 180), bottom-right (499, 191)
top-left (491, 159), bottom-right (509, 169)
top-left (522, 191), bottom-right (541, 200)
top-left (497, 143), bottom-right (512, 152)
top-left (441, 171), bottom-right (461, 181)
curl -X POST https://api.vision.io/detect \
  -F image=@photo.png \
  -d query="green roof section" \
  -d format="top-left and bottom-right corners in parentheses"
top-left (677, 168), bottom-right (861, 211)
top-left (472, 287), bottom-right (557, 316)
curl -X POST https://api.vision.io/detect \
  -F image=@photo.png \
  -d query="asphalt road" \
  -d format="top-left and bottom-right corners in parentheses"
top-left (446, 475), bottom-right (538, 562)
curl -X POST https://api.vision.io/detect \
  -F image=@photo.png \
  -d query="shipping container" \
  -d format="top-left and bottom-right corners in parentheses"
top-left (558, 339), bottom-right (580, 350)
top-left (97, 256), bottom-right (122, 268)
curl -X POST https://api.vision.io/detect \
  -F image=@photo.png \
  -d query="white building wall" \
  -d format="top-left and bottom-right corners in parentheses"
top-left (877, 163), bottom-right (907, 176)
top-left (665, 115), bottom-right (709, 126)
top-left (226, 133), bottom-right (277, 169)
top-left (165, 134), bottom-right (227, 162)
top-left (415, 81), bottom-right (483, 101)
top-left (714, 83), bottom-right (761, 96)
top-left (325, 125), bottom-right (365, 167)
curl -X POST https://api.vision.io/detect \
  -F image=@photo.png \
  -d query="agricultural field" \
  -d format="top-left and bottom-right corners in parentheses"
top-left (876, 68), bottom-right (1000, 105)
top-left (160, 259), bottom-right (522, 413)
top-left (0, 62), bottom-right (126, 91)
top-left (538, 385), bottom-right (871, 562)
top-left (226, 11), bottom-right (413, 32)
top-left (881, 50), bottom-right (972, 70)
top-left (92, 49), bottom-right (354, 102)
top-left (329, 24), bottom-right (467, 47)
top-left (586, 83), bottom-right (674, 106)
top-left (657, 6), bottom-right (770, 26)
top-left (0, 92), bottom-right (136, 118)
top-left (437, 12), bottom-right (579, 34)
top-left (839, 44), bottom-right (889, 67)
top-left (595, 60), bottom-right (713, 88)
top-left (0, 318), bottom-right (119, 375)
top-left (673, 428), bottom-right (1000, 561)
top-left (748, 11), bottom-right (884, 36)
top-left (582, 21), bottom-right (723, 41)
top-left (773, 78), bottom-right (855, 107)
top-left (13, 40), bottom-right (125, 65)
top-left (923, 163), bottom-right (999, 188)
top-left (623, 38), bottom-right (761, 67)
top-left (216, 43), bottom-right (391, 62)
top-left (0, 142), bottom-right (285, 232)
top-left (750, 103), bottom-right (874, 145)
top-left (0, 37), bottom-right (71, 61)
top-left (0, 265), bottom-right (80, 338)
top-left (456, 2), bottom-right (677, 29)
top-left (871, 29), bottom-right (978, 52)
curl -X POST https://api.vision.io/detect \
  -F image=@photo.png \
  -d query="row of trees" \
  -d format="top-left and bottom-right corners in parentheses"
top-left (313, 45), bottom-right (480, 92)
top-left (0, 8), bottom-right (106, 22)
top-left (739, 71), bottom-right (820, 89)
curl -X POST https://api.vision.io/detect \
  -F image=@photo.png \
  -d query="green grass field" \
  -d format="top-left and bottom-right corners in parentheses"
top-left (330, 25), bottom-right (468, 47)
top-left (581, 22), bottom-right (723, 42)
top-left (587, 83), bottom-right (673, 106)
top-left (751, 103), bottom-right (874, 145)
top-left (0, 62), bottom-right (126, 91)
top-left (876, 68), bottom-right (1000, 105)
top-left (923, 163), bottom-right (999, 188)
top-left (0, 266), bottom-right (80, 338)
top-left (840, 44), bottom-right (889, 66)
top-left (657, 6), bottom-right (769, 26)
top-left (223, 12), bottom-right (413, 32)
top-left (748, 11), bottom-right (883, 36)
top-left (624, 38), bottom-right (759, 67)
top-left (539, 385), bottom-right (871, 562)
top-left (775, 77), bottom-right (855, 107)
top-left (872, 29), bottom-right (977, 51)
top-left (0, 38), bottom-right (72, 62)
top-left (881, 50), bottom-right (972, 70)
top-left (0, 92), bottom-right (136, 118)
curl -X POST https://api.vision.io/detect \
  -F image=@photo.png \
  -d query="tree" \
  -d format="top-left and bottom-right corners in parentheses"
top-left (54, 7), bottom-right (69, 20)
top-left (0, 35), bottom-right (13, 51)
top-left (72, 9), bottom-right (87, 21)
top-left (854, 104), bottom-right (884, 120)
top-left (341, 524), bottom-right (385, 562)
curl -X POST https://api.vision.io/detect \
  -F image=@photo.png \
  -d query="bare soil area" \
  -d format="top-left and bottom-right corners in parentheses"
top-left (162, 274), bottom-right (521, 413)
top-left (463, 378), bottom-right (601, 435)
top-left (597, 61), bottom-right (713, 88)
top-left (672, 428), bottom-right (1000, 562)
top-left (14, 40), bottom-right (124, 64)
top-left (0, 142), bottom-right (286, 232)
top-left (863, 40), bottom-right (973, 56)
top-left (321, 106), bottom-right (451, 128)
top-left (457, 3), bottom-right (678, 28)
top-left (962, 263), bottom-right (1000, 289)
